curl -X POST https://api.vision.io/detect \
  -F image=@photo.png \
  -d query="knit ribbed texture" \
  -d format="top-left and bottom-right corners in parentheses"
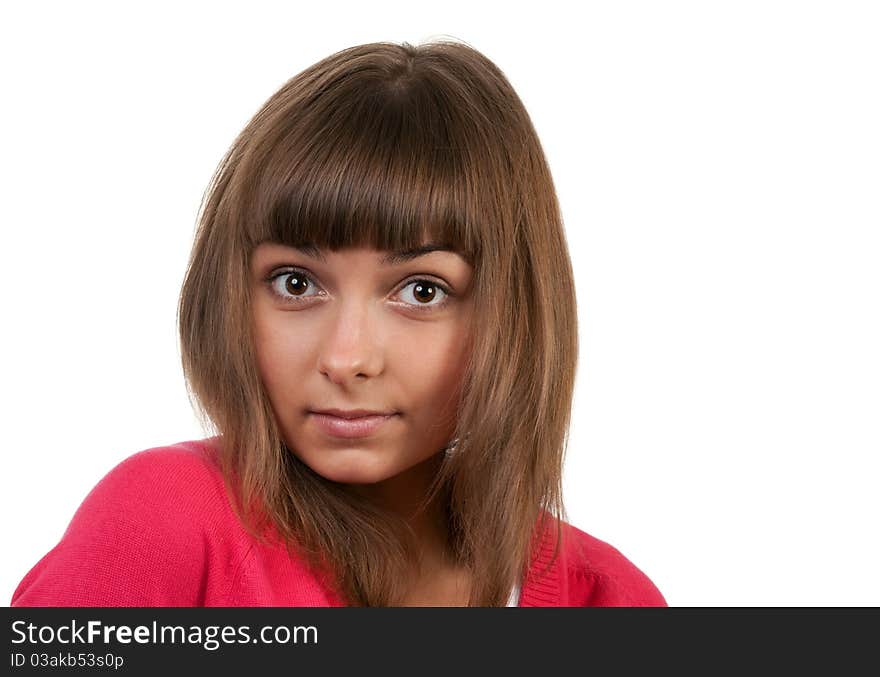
top-left (518, 520), bottom-right (563, 607)
top-left (11, 438), bottom-right (666, 607)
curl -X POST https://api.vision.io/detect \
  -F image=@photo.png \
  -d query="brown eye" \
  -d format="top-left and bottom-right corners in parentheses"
top-left (412, 282), bottom-right (437, 303)
top-left (267, 268), bottom-right (322, 303)
top-left (398, 279), bottom-right (450, 311)
top-left (284, 273), bottom-right (309, 296)
top-left (266, 268), bottom-right (451, 311)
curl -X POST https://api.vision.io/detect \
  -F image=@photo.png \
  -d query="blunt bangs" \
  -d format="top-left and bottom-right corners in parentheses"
top-left (237, 66), bottom-right (491, 266)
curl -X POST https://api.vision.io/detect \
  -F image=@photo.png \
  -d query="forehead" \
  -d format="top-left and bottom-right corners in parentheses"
top-left (252, 241), bottom-right (470, 266)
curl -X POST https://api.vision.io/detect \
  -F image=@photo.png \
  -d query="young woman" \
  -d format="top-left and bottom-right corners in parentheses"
top-left (11, 39), bottom-right (666, 607)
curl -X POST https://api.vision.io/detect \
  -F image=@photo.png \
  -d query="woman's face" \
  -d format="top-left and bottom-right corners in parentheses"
top-left (250, 241), bottom-right (474, 488)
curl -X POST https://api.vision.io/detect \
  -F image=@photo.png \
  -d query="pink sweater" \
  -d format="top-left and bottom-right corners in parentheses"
top-left (11, 438), bottom-right (667, 607)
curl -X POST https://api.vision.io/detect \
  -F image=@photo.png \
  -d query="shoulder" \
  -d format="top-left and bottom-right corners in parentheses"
top-left (11, 437), bottom-right (235, 607)
top-left (560, 521), bottom-right (667, 607)
top-left (81, 438), bottom-right (227, 511)
top-left (64, 438), bottom-right (230, 537)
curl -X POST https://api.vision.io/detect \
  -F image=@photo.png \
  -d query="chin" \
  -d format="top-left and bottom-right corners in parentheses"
top-left (320, 467), bottom-right (393, 486)
top-left (294, 451), bottom-right (393, 486)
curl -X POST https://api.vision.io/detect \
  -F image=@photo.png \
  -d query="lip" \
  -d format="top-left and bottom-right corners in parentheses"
top-left (308, 411), bottom-right (398, 439)
top-left (311, 408), bottom-right (398, 419)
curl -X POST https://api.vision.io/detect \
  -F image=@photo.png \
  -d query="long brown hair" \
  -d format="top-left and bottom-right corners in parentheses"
top-left (177, 39), bottom-right (578, 606)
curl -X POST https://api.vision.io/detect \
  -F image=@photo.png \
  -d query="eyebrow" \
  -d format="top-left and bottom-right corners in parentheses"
top-left (294, 242), bottom-right (457, 266)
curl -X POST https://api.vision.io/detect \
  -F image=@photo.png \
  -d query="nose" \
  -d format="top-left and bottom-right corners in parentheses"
top-left (316, 299), bottom-right (384, 385)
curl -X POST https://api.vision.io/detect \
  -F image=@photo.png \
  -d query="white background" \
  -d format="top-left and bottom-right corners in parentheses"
top-left (2, 1), bottom-right (878, 606)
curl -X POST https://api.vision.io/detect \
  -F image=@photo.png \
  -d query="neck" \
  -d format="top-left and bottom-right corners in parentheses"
top-left (344, 453), bottom-right (474, 605)
top-left (344, 452), bottom-right (453, 567)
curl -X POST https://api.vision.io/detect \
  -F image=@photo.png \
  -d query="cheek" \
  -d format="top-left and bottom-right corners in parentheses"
top-left (252, 313), bottom-right (313, 402)
top-left (393, 323), bottom-right (471, 413)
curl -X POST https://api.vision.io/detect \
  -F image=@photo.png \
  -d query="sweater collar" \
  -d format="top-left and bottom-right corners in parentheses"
top-left (516, 515), bottom-right (564, 607)
top-left (321, 520), bottom-right (564, 607)
top-left (318, 513), bottom-right (565, 607)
